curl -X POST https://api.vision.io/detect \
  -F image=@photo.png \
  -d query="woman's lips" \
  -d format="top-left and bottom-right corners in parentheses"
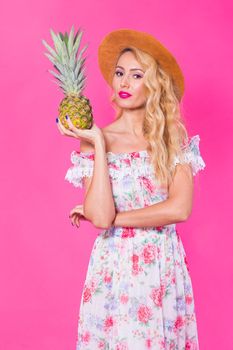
top-left (118, 91), bottom-right (132, 98)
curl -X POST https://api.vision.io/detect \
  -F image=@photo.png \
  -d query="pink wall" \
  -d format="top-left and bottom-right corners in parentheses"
top-left (0, 1), bottom-right (232, 349)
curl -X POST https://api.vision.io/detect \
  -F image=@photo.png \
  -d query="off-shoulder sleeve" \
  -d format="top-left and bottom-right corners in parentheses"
top-left (65, 150), bottom-right (94, 188)
top-left (172, 134), bottom-right (206, 176)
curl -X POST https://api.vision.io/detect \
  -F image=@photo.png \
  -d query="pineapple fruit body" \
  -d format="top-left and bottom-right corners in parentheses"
top-left (59, 94), bottom-right (93, 130)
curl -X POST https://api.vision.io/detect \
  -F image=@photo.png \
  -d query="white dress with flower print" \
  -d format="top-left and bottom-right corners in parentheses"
top-left (65, 134), bottom-right (206, 350)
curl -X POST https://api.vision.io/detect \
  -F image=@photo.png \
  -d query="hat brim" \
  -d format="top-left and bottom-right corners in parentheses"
top-left (98, 28), bottom-right (184, 101)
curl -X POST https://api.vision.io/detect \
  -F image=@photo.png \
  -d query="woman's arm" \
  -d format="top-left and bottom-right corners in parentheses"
top-left (112, 163), bottom-right (194, 228)
top-left (81, 136), bottom-right (116, 229)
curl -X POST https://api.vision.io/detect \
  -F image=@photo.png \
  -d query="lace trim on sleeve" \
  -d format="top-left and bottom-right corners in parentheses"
top-left (172, 134), bottom-right (206, 176)
top-left (64, 151), bottom-right (94, 188)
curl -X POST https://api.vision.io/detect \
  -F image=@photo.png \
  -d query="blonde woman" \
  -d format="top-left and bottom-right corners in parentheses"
top-left (57, 29), bottom-right (206, 350)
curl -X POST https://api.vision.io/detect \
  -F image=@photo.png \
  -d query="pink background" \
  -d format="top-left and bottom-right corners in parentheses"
top-left (0, 1), bottom-right (232, 349)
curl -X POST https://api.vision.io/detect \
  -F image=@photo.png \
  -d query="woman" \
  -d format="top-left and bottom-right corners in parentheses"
top-left (57, 29), bottom-right (205, 350)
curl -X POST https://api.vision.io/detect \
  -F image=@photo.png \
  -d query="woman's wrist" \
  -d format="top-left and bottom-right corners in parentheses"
top-left (94, 135), bottom-right (106, 152)
top-left (112, 212), bottom-right (120, 227)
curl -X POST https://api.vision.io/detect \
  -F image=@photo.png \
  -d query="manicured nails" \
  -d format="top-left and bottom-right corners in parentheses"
top-left (65, 115), bottom-right (69, 120)
top-left (56, 118), bottom-right (58, 123)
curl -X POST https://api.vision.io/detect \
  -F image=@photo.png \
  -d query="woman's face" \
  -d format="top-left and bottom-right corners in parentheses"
top-left (111, 51), bottom-right (148, 109)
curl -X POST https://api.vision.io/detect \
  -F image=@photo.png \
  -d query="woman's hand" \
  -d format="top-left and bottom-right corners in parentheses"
top-left (56, 115), bottom-right (104, 146)
top-left (69, 204), bottom-right (87, 228)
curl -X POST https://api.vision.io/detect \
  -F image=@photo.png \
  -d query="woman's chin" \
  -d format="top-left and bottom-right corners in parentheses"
top-left (115, 98), bottom-right (135, 107)
top-left (115, 100), bottom-right (146, 110)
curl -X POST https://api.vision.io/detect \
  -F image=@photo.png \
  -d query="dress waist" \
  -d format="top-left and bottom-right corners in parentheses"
top-left (98, 223), bottom-right (177, 239)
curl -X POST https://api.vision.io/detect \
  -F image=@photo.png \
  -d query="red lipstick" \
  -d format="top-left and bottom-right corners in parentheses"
top-left (119, 91), bottom-right (132, 98)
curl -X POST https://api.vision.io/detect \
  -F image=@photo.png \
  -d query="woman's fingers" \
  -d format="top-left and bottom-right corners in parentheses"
top-left (65, 117), bottom-right (102, 143)
top-left (70, 213), bottom-right (80, 228)
top-left (73, 214), bottom-right (80, 228)
top-left (56, 117), bottom-right (80, 138)
top-left (69, 205), bottom-right (83, 216)
top-left (56, 119), bottom-right (65, 135)
top-left (69, 203), bottom-right (89, 229)
top-left (56, 117), bottom-right (105, 147)
top-left (69, 208), bottom-right (76, 215)
top-left (74, 215), bottom-right (80, 227)
top-left (70, 211), bottom-right (86, 222)
top-left (65, 116), bottom-right (94, 140)
top-left (65, 116), bottom-right (81, 136)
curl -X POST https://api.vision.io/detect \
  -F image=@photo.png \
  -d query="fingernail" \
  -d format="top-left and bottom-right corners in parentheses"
top-left (65, 115), bottom-right (68, 120)
top-left (56, 118), bottom-right (58, 123)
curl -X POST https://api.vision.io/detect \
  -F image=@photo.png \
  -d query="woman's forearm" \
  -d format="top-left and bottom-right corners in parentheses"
top-left (112, 198), bottom-right (188, 228)
top-left (84, 137), bottom-right (116, 228)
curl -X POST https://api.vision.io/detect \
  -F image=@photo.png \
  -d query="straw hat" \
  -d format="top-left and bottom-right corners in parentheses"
top-left (98, 28), bottom-right (185, 101)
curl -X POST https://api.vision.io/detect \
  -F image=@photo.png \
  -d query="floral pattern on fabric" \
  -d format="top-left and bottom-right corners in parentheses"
top-left (172, 134), bottom-right (206, 176)
top-left (65, 135), bottom-right (206, 189)
top-left (65, 135), bottom-right (206, 349)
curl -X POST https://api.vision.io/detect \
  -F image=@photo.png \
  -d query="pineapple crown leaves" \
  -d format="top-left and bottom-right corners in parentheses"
top-left (42, 25), bottom-right (89, 94)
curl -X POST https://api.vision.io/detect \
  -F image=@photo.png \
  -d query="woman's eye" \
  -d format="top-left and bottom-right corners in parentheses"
top-left (116, 71), bottom-right (123, 77)
top-left (133, 74), bottom-right (142, 79)
top-left (115, 71), bottom-right (142, 79)
top-left (115, 71), bottom-right (121, 76)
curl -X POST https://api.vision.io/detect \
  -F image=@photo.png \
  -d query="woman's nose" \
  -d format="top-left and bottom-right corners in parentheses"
top-left (120, 74), bottom-right (130, 87)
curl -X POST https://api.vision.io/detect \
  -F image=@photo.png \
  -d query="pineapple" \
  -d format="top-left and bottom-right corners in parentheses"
top-left (42, 25), bottom-right (93, 129)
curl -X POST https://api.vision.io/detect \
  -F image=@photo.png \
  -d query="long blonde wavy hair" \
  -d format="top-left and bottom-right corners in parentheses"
top-left (109, 46), bottom-right (190, 189)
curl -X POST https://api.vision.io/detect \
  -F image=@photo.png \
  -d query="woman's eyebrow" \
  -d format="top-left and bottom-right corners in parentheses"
top-left (116, 65), bottom-right (144, 72)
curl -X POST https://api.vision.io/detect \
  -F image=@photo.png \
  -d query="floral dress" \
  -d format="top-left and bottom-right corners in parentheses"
top-left (65, 134), bottom-right (206, 350)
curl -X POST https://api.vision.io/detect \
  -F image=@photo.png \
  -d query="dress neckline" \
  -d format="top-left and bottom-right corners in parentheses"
top-left (79, 149), bottom-right (150, 158)
top-left (107, 149), bottom-right (148, 156)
